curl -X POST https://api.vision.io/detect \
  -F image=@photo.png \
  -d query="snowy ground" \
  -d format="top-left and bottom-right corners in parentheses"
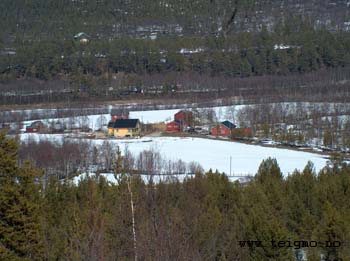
top-left (20, 134), bottom-right (329, 177)
top-left (129, 109), bottom-right (178, 123)
top-left (70, 172), bottom-right (195, 185)
top-left (17, 102), bottom-right (339, 180)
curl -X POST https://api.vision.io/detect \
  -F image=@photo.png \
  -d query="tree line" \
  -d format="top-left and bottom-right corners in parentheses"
top-left (1, 63), bottom-right (350, 106)
top-left (2, 27), bottom-right (350, 81)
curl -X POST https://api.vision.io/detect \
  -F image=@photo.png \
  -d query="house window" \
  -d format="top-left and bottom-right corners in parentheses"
top-left (128, 128), bottom-right (132, 132)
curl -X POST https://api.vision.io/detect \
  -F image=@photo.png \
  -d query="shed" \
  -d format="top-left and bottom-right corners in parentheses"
top-left (211, 120), bottom-right (236, 137)
top-left (25, 127), bottom-right (39, 133)
top-left (26, 121), bottom-right (45, 133)
top-left (166, 121), bottom-right (181, 132)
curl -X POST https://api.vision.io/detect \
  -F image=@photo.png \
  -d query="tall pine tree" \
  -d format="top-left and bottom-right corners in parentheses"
top-left (0, 133), bottom-right (43, 260)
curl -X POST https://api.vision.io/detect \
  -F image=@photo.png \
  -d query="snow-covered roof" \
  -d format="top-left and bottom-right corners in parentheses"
top-left (74, 32), bottom-right (90, 39)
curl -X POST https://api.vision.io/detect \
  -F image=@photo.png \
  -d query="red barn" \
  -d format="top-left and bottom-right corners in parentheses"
top-left (174, 110), bottom-right (193, 126)
top-left (166, 121), bottom-right (180, 132)
top-left (111, 108), bottom-right (129, 121)
top-left (211, 121), bottom-right (236, 137)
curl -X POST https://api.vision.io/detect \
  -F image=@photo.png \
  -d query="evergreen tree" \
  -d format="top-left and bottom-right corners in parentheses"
top-left (255, 157), bottom-right (283, 183)
top-left (0, 133), bottom-right (43, 260)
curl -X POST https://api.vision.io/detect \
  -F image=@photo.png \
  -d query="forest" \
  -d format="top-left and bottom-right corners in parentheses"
top-left (2, 26), bottom-right (350, 80)
top-left (1, 132), bottom-right (350, 260)
top-left (1, 1), bottom-right (350, 105)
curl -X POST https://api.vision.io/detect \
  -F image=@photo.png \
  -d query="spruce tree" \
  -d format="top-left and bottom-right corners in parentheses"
top-left (0, 133), bottom-right (43, 260)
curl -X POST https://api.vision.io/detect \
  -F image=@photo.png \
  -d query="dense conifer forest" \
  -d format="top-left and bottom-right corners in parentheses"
top-left (1, 133), bottom-right (350, 260)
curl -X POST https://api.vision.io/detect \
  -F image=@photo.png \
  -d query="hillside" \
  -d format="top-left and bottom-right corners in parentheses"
top-left (1, 0), bottom-right (350, 105)
top-left (0, 0), bottom-right (349, 41)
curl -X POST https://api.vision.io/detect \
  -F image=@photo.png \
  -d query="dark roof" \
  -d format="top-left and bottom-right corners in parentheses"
top-left (30, 121), bottom-right (44, 127)
top-left (221, 120), bottom-right (236, 129)
top-left (113, 119), bottom-right (139, 128)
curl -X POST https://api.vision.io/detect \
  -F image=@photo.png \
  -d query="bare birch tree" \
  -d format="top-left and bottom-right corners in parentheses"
top-left (114, 147), bottom-right (138, 261)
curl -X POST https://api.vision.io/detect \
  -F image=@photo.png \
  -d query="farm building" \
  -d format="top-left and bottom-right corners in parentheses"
top-left (108, 119), bottom-right (140, 138)
top-left (211, 120), bottom-right (236, 137)
top-left (174, 110), bottom-right (193, 126)
top-left (166, 120), bottom-right (181, 132)
top-left (26, 121), bottom-right (46, 133)
top-left (111, 108), bottom-right (129, 121)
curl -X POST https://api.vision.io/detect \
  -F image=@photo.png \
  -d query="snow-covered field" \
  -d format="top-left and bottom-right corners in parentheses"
top-left (71, 172), bottom-right (192, 185)
top-left (20, 134), bottom-right (329, 176)
top-left (129, 109), bottom-right (178, 123)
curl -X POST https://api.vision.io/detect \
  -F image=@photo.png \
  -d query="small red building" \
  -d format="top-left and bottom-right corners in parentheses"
top-left (166, 121), bottom-right (181, 132)
top-left (111, 108), bottom-right (129, 122)
top-left (26, 121), bottom-right (45, 133)
top-left (25, 127), bottom-right (39, 133)
top-left (211, 121), bottom-right (236, 137)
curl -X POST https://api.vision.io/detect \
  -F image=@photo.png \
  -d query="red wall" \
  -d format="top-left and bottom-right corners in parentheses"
top-left (211, 125), bottom-right (230, 137)
top-left (166, 122), bottom-right (180, 132)
top-left (26, 127), bottom-right (39, 133)
top-left (174, 111), bottom-right (192, 124)
top-left (175, 111), bottom-right (184, 122)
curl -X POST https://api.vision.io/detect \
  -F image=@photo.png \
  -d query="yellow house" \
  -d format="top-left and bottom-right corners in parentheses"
top-left (109, 119), bottom-right (141, 138)
top-left (107, 121), bottom-right (114, 136)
